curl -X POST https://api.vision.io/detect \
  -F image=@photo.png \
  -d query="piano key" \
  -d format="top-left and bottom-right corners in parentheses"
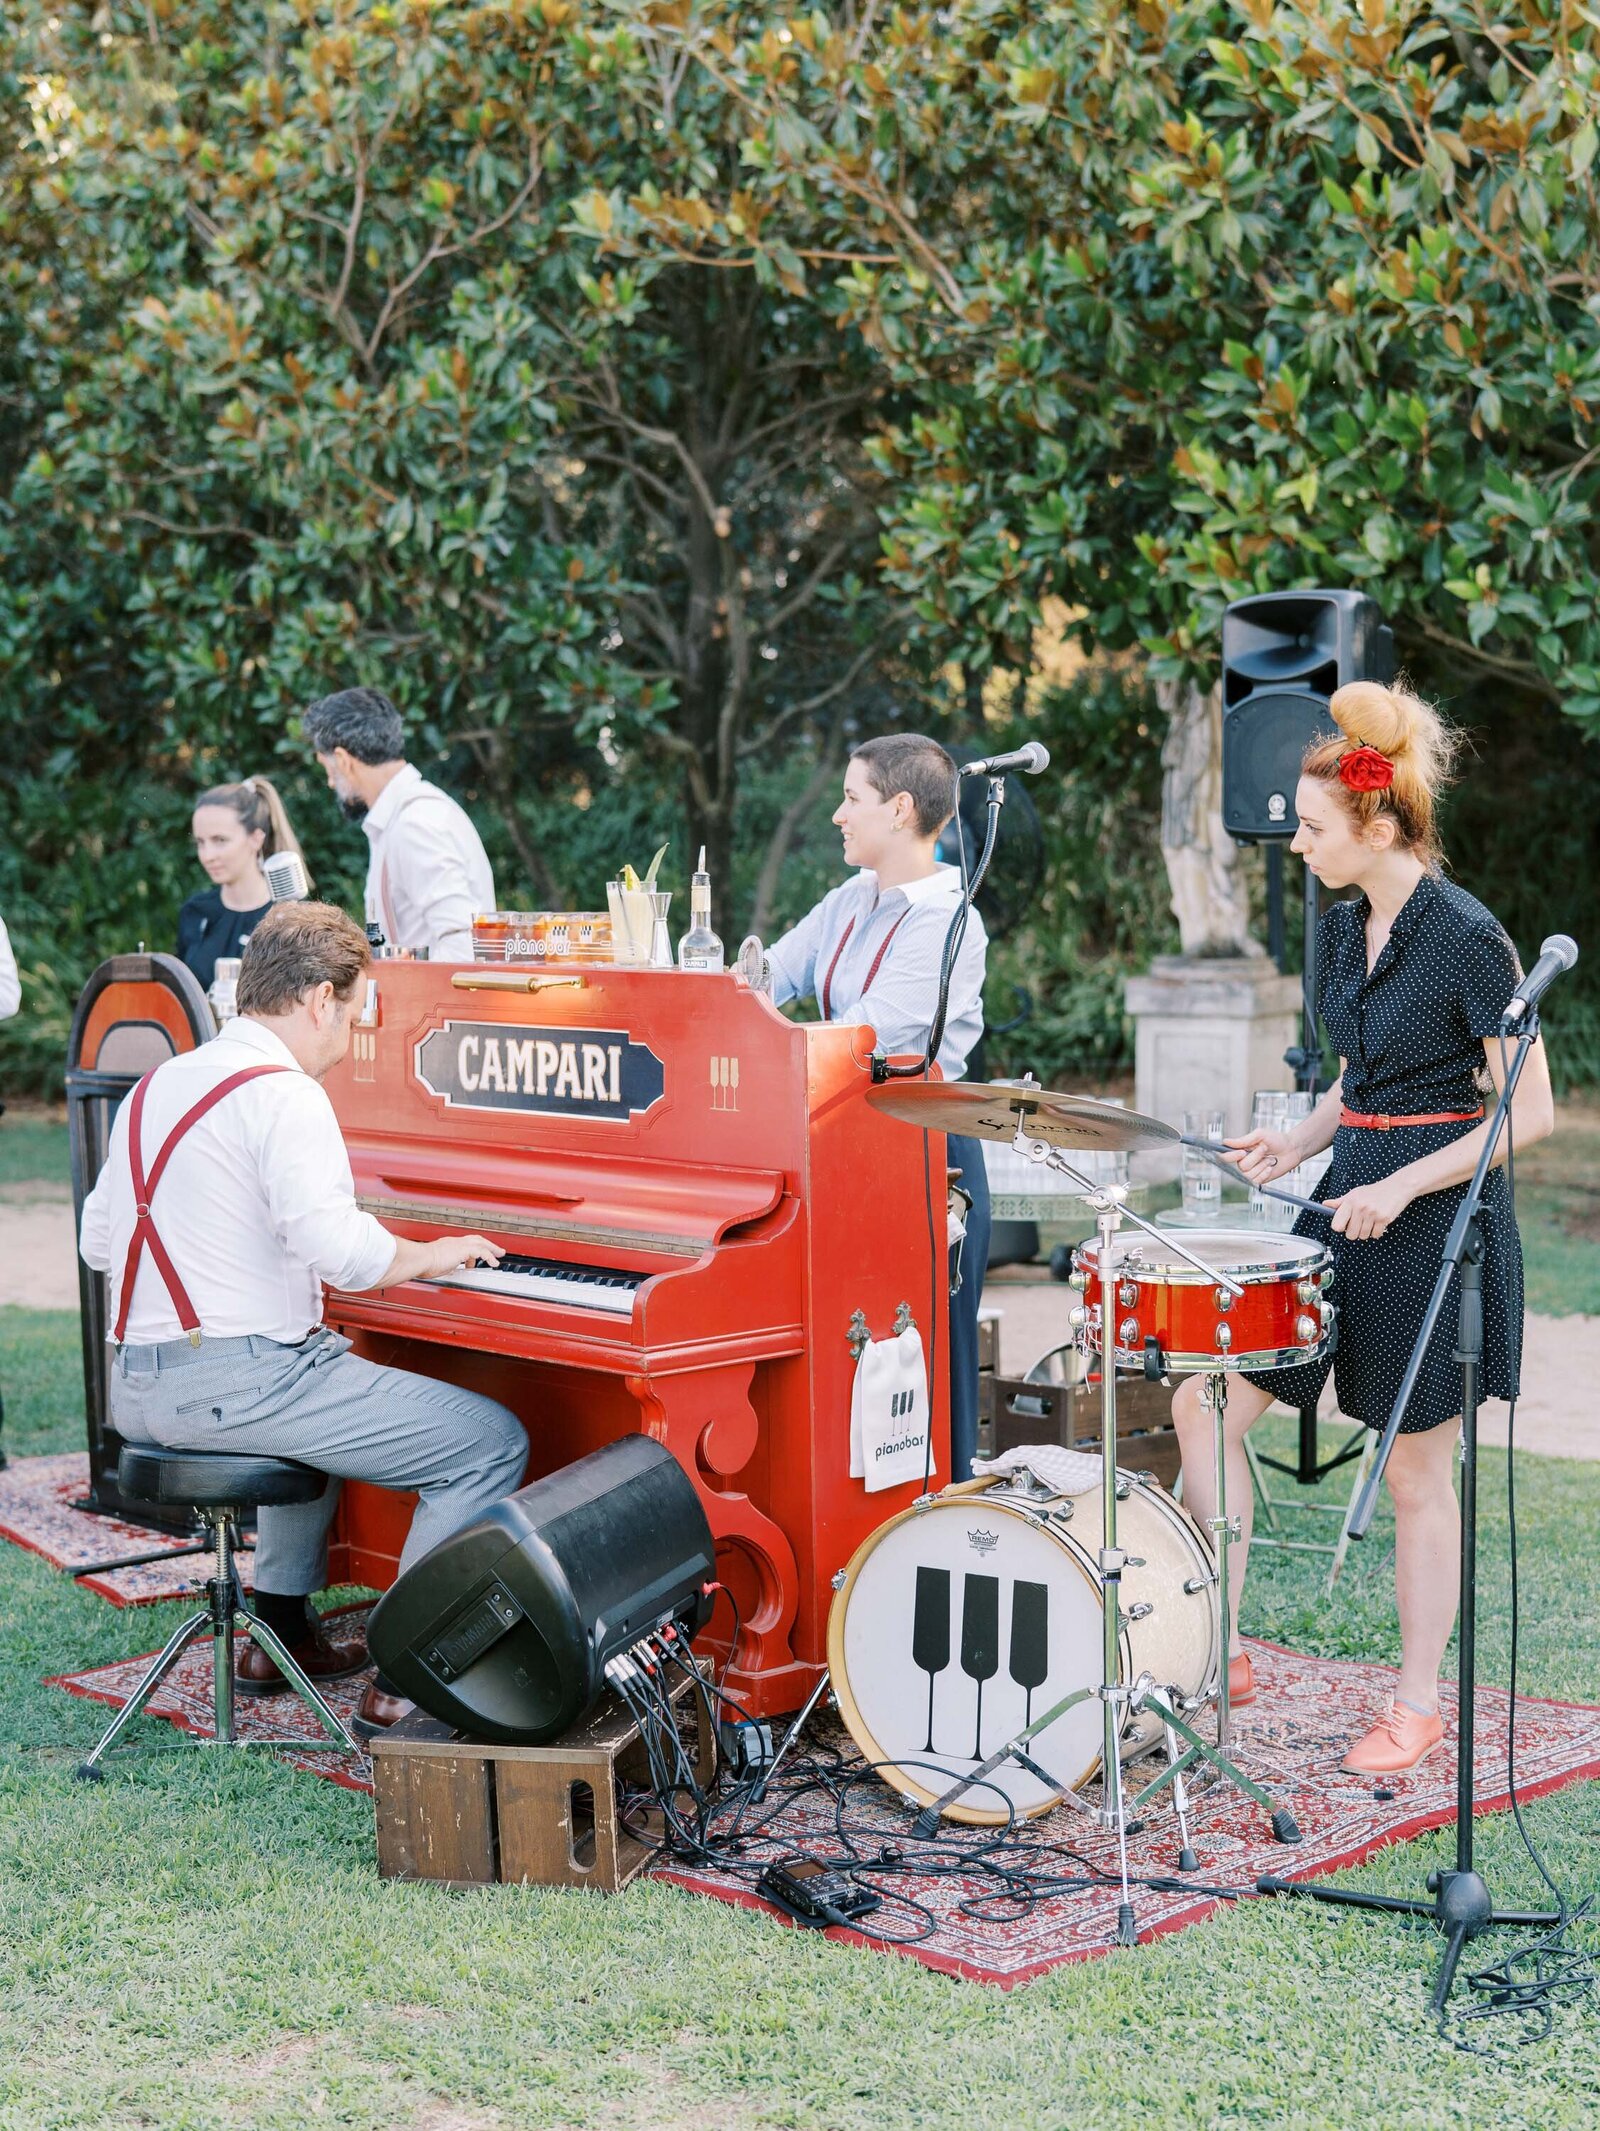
top-left (426, 1252), bottom-right (645, 1316)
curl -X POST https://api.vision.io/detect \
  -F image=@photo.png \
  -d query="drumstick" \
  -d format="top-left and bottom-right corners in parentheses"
top-left (1178, 1134), bottom-right (1332, 1219)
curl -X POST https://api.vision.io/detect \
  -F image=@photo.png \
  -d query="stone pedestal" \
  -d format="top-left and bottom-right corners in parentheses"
top-left (1123, 956), bottom-right (1304, 1181)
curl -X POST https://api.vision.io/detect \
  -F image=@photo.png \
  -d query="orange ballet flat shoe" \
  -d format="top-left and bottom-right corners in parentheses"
top-left (1340, 1698), bottom-right (1445, 1776)
top-left (1228, 1651), bottom-right (1256, 1708)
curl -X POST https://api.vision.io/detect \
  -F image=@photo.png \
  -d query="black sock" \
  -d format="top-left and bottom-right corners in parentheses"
top-left (372, 1671), bottom-right (400, 1698)
top-left (252, 1589), bottom-right (313, 1644)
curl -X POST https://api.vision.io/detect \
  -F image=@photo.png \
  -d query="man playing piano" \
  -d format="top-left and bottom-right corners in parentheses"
top-left (765, 732), bottom-right (990, 1477)
top-left (78, 902), bottom-right (528, 1738)
top-left (303, 687), bottom-right (495, 964)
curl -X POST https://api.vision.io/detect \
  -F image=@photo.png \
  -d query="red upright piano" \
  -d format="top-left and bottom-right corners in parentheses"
top-left (319, 960), bottom-right (948, 1717)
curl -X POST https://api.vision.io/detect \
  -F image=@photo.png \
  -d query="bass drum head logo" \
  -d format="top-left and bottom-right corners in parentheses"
top-left (414, 1020), bottom-right (665, 1122)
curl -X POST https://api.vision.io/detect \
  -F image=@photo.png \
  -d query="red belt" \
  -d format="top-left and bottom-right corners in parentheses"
top-left (114, 1064), bottom-right (289, 1343)
top-left (1339, 1105), bottom-right (1483, 1131)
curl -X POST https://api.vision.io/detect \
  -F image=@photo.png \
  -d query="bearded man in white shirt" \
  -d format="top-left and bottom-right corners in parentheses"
top-left (78, 901), bottom-right (527, 1737)
top-left (303, 687), bottom-right (495, 963)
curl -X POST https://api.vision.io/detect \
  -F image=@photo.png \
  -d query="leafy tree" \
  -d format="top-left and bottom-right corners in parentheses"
top-left (7, 0), bottom-right (1600, 1103)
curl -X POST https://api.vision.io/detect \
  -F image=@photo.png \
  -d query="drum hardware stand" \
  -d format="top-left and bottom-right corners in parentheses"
top-left (1257, 1009), bottom-right (1561, 2016)
top-left (750, 1667), bottom-right (833, 1805)
top-left (1182, 1132), bottom-right (1376, 1581)
top-left (915, 1150), bottom-right (1300, 1943)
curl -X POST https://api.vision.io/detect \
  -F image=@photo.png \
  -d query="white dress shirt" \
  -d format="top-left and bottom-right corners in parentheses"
top-left (0, 912), bottom-right (19, 1020)
top-left (766, 866), bottom-right (987, 1080)
top-left (362, 764), bottom-right (495, 962)
top-left (79, 1016), bottom-right (396, 1345)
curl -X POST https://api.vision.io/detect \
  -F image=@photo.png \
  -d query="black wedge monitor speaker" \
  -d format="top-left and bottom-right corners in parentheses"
top-left (367, 1435), bottom-right (715, 1745)
top-left (1221, 590), bottom-right (1395, 840)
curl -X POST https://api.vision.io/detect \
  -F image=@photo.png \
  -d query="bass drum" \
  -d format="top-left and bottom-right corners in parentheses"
top-left (827, 1470), bottom-right (1218, 1825)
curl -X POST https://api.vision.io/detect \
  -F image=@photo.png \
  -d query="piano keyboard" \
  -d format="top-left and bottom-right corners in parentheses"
top-left (427, 1252), bottom-right (645, 1316)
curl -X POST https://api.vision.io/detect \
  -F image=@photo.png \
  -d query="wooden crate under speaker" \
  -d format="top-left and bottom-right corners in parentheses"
top-left (372, 1664), bottom-right (715, 1893)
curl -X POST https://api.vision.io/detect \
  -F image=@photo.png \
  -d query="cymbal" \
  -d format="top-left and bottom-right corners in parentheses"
top-left (865, 1079), bottom-right (1178, 1152)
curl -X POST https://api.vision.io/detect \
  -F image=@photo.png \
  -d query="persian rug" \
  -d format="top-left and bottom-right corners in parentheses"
top-left (48, 1627), bottom-right (1600, 1982)
top-left (0, 1450), bottom-right (255, 1605)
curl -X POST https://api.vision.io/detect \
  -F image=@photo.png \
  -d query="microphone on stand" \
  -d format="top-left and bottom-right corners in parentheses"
top-left (263, 851), bottom-right (311, 902)
top-left (1501, 934), bottom-right (1577, 1027)
top-left (959, 742), bottom-right (1050, 778)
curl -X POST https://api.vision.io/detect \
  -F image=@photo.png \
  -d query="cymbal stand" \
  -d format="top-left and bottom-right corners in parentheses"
top-left (916, 1129), bottom-right (1302, 1942)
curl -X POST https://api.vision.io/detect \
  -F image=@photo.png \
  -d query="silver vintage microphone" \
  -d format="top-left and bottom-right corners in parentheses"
top-left (263, 851), bottom-right (311, 902)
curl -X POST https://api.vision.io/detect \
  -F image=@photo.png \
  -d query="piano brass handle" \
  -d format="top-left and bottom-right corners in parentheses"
top-left (449, 971), bottom-right (588, 992)
top-left (847, 1300), bottom-right (917, 1359)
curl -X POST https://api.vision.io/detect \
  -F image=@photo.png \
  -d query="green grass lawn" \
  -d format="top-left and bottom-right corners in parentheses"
top-left (0, 1107), bottom-right (70, 1191)
top-left (1, 1308), bottom-right (1598, 2130)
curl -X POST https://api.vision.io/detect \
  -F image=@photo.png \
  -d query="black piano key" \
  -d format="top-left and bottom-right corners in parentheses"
top-left (959, 1574), bottom-right (1001, 1760)
top-left (1008, 1580), bottom-right (1049, 1728)
top-left (911, 1565), bottom-right (951, 1755)
top-left (490, 1254), bottom-right (644, 1290)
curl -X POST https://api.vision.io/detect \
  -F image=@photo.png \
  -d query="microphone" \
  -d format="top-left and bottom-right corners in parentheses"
top-left (263, 851), bottom-right (311, 902)
top-left (959, 742), bottom-right (1050, 778)
top-left (1502, 934), bottom-right (1578, 1027)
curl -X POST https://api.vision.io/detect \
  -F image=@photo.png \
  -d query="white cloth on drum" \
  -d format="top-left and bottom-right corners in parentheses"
top-left (970, 1444), bottom-right (1106, 1498)
top-left (850, 1327), bottom-right (934, 1492)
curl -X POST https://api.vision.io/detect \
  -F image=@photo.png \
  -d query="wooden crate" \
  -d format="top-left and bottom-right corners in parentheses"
top-left (981, 1370), bottom-right (1183, 1490)
top-left (371, 1666), bottom-right (715, 1894)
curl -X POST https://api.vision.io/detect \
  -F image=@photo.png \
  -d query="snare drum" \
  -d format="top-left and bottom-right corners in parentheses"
top-left (827, 1470), bottom-right (1218, 1823)
top-left (1074, 1228), bottom-right (1334, 1374)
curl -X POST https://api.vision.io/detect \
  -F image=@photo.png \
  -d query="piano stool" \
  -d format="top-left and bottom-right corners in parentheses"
top-left (73, 1446), bottom-right (362, 1781)
top-left (371, 1663), bottom-right (715, 1893)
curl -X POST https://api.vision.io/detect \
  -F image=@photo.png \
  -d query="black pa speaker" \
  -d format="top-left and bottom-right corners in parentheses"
top-left (1220, 590), bottom-right (1394, 840)
top-left (367, 1435), bottom-right (715, 1744)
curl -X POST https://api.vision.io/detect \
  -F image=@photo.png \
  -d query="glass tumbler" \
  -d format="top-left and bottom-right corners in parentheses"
top-left (1181, 1108), bottom-right (1225, 1223)
top-left (1248, 1090), bottom-right (1291, 1224)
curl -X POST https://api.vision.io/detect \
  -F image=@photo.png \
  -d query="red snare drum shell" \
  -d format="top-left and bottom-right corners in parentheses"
top-left (1073, 1229), bottom-right (1333, 1373)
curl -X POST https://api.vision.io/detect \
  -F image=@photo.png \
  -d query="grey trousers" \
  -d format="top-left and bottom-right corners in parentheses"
top-left (110, 1328), bottom-right (529, 1594)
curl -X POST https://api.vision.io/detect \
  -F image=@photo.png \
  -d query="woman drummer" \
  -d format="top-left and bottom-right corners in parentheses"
top-left (1173, 679), bottom-right (1554, 1775)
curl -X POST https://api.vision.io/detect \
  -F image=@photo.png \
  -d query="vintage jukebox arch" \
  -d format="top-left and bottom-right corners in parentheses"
top-left (65, 954), bottom-right (214, 1529)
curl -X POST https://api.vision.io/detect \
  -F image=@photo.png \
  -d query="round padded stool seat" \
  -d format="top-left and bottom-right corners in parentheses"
top-left (117, 1444), bottom-right (328, 1510)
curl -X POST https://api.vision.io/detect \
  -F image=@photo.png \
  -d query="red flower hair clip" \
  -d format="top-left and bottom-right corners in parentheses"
top-left (1338, 744), bottom-right (1394, 793)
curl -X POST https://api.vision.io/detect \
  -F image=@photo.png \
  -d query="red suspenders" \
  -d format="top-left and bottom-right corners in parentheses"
top-left (113, 1065), bottom-right (288, 1344)
top-left (821, 909), bottom-right (913, 1022)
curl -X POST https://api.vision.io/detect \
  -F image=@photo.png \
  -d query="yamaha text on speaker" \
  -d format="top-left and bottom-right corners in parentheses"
top-left (367, 1435), bottom-right (715, 1744)
top-left (1221, 590), bottom-right (1395, 840)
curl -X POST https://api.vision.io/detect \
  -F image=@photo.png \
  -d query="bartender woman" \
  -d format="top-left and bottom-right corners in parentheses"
top-left (766, 732), bottom-right (990, 1477)
top-left (177, 776), bottom-right (308, 991)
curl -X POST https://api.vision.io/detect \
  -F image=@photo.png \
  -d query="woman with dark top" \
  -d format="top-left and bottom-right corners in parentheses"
top-left (176, 777), bottom-right (308, 992)
top-left (1173, 679), bottom-right (1555, 1775)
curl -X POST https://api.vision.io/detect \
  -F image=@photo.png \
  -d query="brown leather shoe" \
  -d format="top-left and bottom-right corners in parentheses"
top-left (236, 1615), bottom-right (369, 1697)
top-left (351, 1679), bottom-right (416, 1741)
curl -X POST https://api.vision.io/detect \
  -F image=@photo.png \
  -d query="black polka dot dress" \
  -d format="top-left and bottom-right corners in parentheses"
top-left (1245, 872), bottom-right (1527, 1434)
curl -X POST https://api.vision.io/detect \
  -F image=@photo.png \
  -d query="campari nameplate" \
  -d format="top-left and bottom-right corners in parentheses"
top-left (415, 1020), bottom-right (665, 1121)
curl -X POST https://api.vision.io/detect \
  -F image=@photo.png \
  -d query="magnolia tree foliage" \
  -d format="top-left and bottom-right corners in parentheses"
top-left (2, 0), bottom-right (1599, 1089)
top-left (605, 0), bottom-right (1600, 716)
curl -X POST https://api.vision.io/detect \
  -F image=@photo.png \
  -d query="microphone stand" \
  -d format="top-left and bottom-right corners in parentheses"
top-left (1257, 1010), bottom-right (1560, 2014)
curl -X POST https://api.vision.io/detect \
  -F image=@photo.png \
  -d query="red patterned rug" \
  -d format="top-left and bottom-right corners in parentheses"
top-left (47, 1622), bottom-right (1600, 1982)
top-left (0, 1451), bottom-right (256, 1605)
top-left (50, 1602), bottom-right (374, 1794)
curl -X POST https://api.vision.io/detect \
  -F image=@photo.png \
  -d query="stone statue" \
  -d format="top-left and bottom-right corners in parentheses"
top-left (1157, 677), bottom-right (1261, 960)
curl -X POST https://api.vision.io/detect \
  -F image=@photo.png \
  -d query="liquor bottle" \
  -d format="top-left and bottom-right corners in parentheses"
top-left (677, 846), bottom-right (725, 971)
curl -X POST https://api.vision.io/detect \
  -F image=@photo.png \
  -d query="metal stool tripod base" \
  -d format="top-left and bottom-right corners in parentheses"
top-left (74, 1512), bottom-right (359, 1780)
